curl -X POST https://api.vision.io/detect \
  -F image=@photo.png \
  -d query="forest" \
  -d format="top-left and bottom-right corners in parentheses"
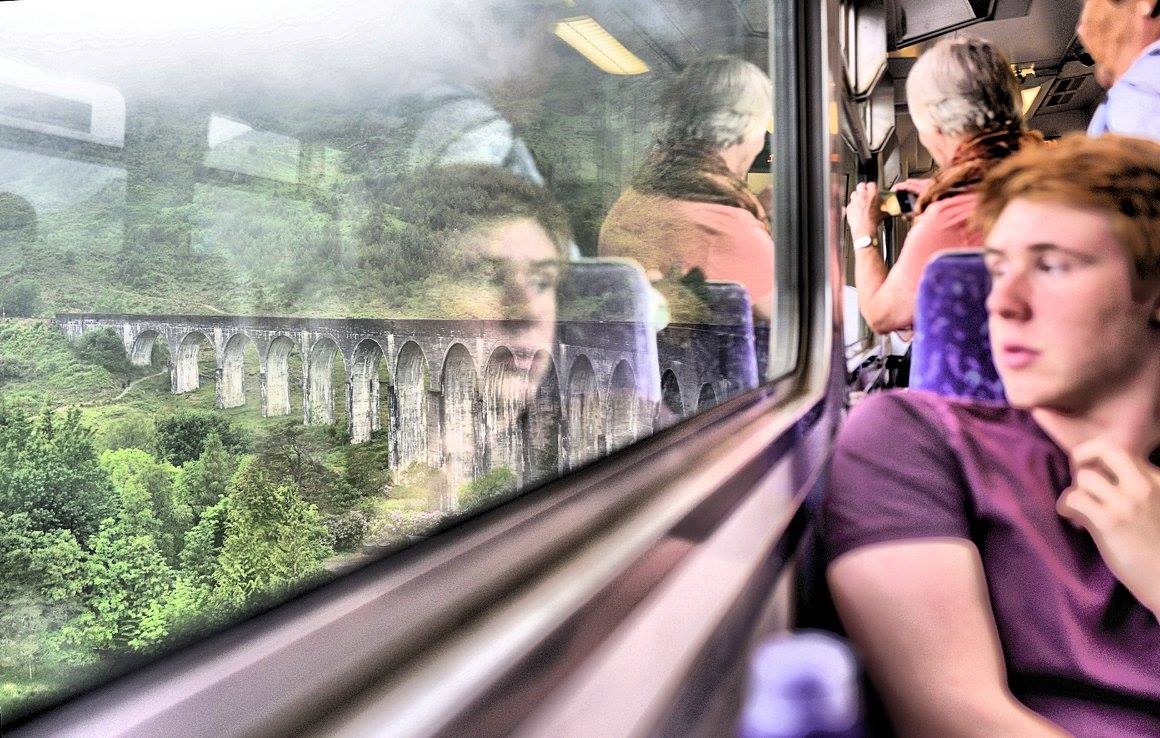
top-left (0, 321), bottom-right (516, 713)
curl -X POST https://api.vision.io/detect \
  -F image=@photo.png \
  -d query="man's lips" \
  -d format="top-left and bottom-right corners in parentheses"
top-left (998, 343), bottom-right (1040, 370)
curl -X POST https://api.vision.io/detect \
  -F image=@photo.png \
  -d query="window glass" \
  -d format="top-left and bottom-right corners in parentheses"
top-left (0, 0), bottom-right (786, 715)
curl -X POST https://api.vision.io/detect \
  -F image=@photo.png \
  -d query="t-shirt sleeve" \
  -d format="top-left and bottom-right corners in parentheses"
top-left (823, 392), bottom-right (971, 562)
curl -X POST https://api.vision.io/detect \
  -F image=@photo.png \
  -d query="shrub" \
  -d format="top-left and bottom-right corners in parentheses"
top-left (324, 510), bottom-right (369, 552)
top-left (98, 415), bottom-right (156, 453)
top-left (367, 508), bottom-right (443, 546)
top-left (458, 467), bottom-right (517, 511)
top-left (0, 281), bottom-right (43, 317)
top-left (153, 411), bottom-right (247, 466)
top-left (74, 328), bottom-right (132, 378)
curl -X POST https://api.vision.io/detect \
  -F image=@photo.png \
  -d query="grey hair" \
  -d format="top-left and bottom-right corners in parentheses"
top-left (657, 56), bottom-right (773, 149)
top-left (906, 37), bottom-right (1024, 138)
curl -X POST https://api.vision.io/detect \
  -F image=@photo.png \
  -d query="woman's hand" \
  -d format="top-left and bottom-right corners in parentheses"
top-left (1057, 439), bottom-right (1160, 615)
top-left (846, 181), bottom-right (883, 240)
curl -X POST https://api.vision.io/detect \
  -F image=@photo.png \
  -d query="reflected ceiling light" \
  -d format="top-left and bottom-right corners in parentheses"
top-left (554, 16), bottom-right (650, 76)
top-left (1021, 85), bottom-right (1042, 114)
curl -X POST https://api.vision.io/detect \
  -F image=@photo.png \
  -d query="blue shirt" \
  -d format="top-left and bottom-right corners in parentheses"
top-left (1088, 40), bottom-right (1160, 140)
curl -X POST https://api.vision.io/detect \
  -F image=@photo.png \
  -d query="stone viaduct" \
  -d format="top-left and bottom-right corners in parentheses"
top-left (56, 277), bottom-right (765, 507)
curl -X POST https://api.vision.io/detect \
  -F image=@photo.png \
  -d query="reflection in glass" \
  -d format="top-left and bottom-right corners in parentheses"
top-left (0, 0), bottom-right (780, 718)
top-left (0, 59), bottom-right (125, 147)
top-left (204, 115), bottom-right (301, 184)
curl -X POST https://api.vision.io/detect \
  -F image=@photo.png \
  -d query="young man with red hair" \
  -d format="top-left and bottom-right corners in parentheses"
top-left (824, 135), bottom-right (1160, 736)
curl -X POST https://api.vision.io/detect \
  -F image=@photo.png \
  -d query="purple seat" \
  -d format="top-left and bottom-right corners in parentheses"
top-left (910, 251), bottom-right (1006, 402)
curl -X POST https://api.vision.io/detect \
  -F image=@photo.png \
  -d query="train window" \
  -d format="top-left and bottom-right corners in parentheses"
top-left (0, 0), bottom-right (793, 719)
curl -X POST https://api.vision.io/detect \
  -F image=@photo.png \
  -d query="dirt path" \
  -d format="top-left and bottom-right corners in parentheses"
top-left (111, 369), bottom-right (167, 402)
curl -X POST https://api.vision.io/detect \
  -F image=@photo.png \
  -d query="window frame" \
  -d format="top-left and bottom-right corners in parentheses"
top-left (5, 0), bottom-right (846, 732)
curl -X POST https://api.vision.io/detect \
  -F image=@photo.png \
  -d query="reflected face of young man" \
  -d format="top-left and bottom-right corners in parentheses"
top-left (462, 216), bottom-right (560, 392)
top-left (984, 198), bottom-right (1160, 411)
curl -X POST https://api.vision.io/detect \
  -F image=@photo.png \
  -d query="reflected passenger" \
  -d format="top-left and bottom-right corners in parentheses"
top-left (386, 166), bottom-right (572, 499)
top-left (1079, 0), bottom-right (1160, 139)
top-left (845, 37), bottom-right (1039, 334)
top-left (388, 166), bottom-right (570, 395)
top-left (597, 56), bottom-right (774, 322)
top-left (825, 135), bottom-right (1160, 736)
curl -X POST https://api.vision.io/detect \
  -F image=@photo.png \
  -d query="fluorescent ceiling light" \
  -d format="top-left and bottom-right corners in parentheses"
top-left (1021, 85), bottom-right (1042, 114)
top-left (554, 16), bottom-right (649, 76)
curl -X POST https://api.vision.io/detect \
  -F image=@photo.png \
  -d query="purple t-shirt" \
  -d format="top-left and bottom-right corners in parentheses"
top-left (824, 391), bottom-right (1160, 737)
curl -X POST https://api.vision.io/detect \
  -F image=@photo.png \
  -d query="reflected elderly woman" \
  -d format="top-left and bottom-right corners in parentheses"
top-left (598, 56), bottom-right (774, 321)
top-left (846, 37), bottom-right (1040, 334)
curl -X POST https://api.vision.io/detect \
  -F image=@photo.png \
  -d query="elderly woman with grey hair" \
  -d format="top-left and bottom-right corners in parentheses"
top-left (845, 37), bottom-right (1040, 334)
top-left (598, 56), bottom-right (775, 321)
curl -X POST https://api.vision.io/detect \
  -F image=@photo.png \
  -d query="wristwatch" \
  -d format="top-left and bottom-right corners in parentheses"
top-left (852, 235), bottom-right (880, 251)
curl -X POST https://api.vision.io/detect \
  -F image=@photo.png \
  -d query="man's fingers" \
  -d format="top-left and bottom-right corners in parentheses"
top-left (1057, 487), bottom-right (1105, 531)
top-left (1072, 439), bottom-right (1153, 495)
top-left (1073, 467), bottom-right (1117, 505)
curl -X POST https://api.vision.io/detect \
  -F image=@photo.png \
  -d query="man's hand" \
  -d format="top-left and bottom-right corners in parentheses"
top-left (846, 181), bottom-right (883, 240)
top-left (1057, 439), bottom-right (1160, 615)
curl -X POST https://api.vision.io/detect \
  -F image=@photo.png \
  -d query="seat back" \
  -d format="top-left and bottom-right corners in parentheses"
top-left (910, 251), bottom-right (1006, 402)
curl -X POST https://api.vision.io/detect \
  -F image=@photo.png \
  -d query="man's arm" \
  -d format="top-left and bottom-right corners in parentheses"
top-left (828, 539), bottom-right (1067, 737)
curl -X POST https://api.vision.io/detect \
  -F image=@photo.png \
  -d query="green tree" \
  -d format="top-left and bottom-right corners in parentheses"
top-left (342, 435), bottom-right (392, 499)
top-left (0, 404), bottom-right (113, 541)
top-left (255, 422), bottom-right (358, 512)
top-left (98, 415), bottom-right (156, 453)
top-left (63, 517), bottom-right (177, 655)
top-left (213, 458), bottom-right (331, 608)
top-left (0, 512), bottom-right (87, 681)
top-left (173, 431), bottom-right (235, 514)
top-left (458, 466), bottom-right (517, 511)
top-left (99, 448), bottom-right (188, 561)
top-left (74, 328), bottom-right (133, 379)
top-left (179, 497), bottom-right (230, 592)
top-left (0, 280), bottom-right (43, 317)
top-left (153, 411), bottom-right (247, 466)
top-left (135, 575), bottom-right (211, 645)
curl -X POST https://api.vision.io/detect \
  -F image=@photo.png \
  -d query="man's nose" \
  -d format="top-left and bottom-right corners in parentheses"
top-left (986, 271), bottom-right (1032, 322)
top-left (499, 274), bottom-right (535, 318)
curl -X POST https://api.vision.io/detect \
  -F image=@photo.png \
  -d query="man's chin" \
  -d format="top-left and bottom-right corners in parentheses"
top-left (1095, 64), bottom-right (1116, 90)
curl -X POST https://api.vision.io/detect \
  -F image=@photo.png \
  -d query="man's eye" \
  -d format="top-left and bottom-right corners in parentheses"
top-left (1036, 256), bottom-right (1072, 274)
top-left (528, 270), bottom-right (558, 294)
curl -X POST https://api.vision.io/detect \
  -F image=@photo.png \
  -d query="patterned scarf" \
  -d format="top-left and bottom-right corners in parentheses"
top-left (633, 140), bottom-right (770, 230)
top-left (917, 122), bottom-right (1043, 214)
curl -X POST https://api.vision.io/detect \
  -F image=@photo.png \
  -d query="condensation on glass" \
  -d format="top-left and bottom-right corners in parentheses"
top-left (0, 0), bottom-right (782, 716)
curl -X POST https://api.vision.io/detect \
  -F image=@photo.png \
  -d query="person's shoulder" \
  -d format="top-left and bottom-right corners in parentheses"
top-left (825, 391), bottom-right (993, 560)
top-left (845, 388), bottom-right (952, 428)
top-left (908, 194), bottom-right (983, 251)
top-left (843, 390), bottom-right (1019, 448)
top-left (673, 200), bottom-right (770, 242)
top-left (920, 193), bottom-right (981, 221)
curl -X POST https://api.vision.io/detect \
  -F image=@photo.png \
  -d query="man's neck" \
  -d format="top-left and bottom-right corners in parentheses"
top-left (1031, 360), bottom-right (1160, 457)
top-left (1109, 34), bottom-right (1160, 86)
